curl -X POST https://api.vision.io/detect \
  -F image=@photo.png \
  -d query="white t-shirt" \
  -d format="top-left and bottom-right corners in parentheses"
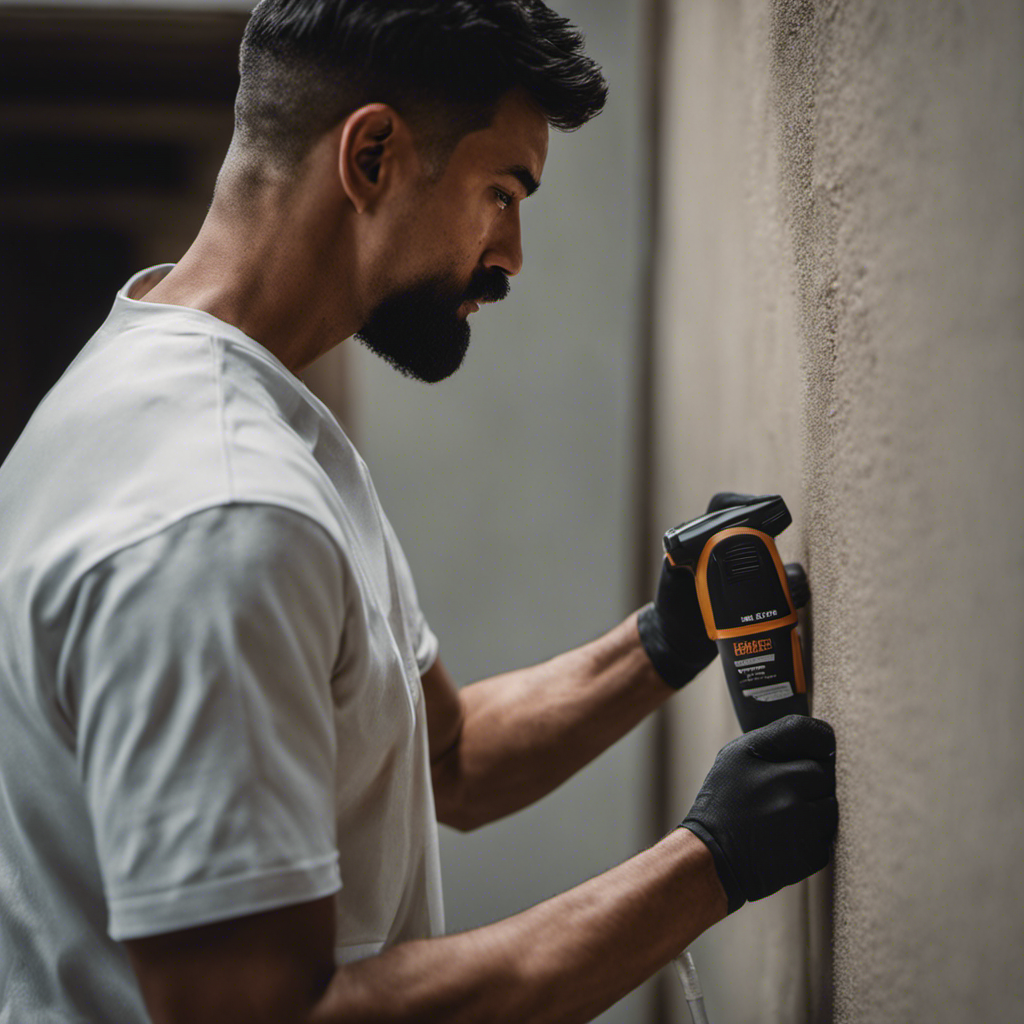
top-left (0, 266), bottom-right (444, 1023)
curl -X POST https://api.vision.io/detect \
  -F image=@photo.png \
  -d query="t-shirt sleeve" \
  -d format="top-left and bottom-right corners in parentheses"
top-left (62, 504), bottom-right (344, 941)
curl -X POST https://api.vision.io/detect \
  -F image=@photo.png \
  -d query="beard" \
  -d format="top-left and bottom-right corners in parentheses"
top-left (355, 265), bottom-right (510, 383)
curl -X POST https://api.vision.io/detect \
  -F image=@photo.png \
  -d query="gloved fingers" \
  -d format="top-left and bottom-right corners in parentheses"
top-left (784, 562), bottom-right (811, 608)
top-left (706, 491), bottom-right (773, 514)
top-left (769, 756), bottom-right (836, 801)
top-left (652, 556), bottom-right (701, 615)
top-left (637, 558), bottom-right (718, 689)
top-left (814, 795), bottom-right (840, 841)
top-left (745, 714), bottom-right (836, 762)
top-left (786, 798), bottom-right (838, 882)
top-left (769, 794), bottom-right (839, 885)
top-left (789, 826), bottom-right (834, 882)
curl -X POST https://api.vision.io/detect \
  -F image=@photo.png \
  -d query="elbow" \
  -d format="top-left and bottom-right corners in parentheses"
top-left (433, 782), bottom-right (487, 833)
top-left (431, 761), bottom-right (490, 833)
top-left (436, 803), bottom-right (487, 833)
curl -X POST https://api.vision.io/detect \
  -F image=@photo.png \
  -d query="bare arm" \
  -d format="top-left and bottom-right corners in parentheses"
top-left (425, 610), bottom-right (674, 830)
top-left (126, 826), bottom-right (727, 1024)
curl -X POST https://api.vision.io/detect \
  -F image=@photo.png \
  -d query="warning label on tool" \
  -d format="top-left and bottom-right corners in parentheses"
top-left (742, 682), bottom-right (794, 702)
top-left (735, 653), bottom-right (776, 668)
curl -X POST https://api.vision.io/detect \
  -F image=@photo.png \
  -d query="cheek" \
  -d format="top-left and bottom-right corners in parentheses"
top-left (443, 210), bottom-right (490, 254)
top-left (402, 194), bottom-right (495, 278)
top-left (431, 190), bottom-right (495, 245)
top-left (438, 222), bottom-right (490, 279)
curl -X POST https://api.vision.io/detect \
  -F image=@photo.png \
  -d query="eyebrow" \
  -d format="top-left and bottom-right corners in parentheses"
top-left (499, 164), bottom-right (541, 198)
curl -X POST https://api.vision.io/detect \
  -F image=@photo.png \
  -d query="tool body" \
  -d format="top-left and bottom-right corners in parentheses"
top-left (663, 496), bottom-right (808, 732)
top-left (669, 495), bottom-right (811, 1024)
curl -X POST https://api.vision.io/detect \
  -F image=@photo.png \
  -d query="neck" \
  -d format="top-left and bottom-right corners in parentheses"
top-left (138, 178), bottom-right (362, 373)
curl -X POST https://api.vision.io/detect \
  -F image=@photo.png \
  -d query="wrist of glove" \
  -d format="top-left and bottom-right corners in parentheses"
top-left (680, 715), bottom-right (839, 914)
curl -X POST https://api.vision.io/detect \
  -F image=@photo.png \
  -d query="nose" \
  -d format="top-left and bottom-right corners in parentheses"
top-left (482, 206), bottom-right (524, 278)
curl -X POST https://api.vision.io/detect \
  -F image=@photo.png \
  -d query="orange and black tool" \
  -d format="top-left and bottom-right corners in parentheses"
top-left (663, 496), bottom-right (809, 732)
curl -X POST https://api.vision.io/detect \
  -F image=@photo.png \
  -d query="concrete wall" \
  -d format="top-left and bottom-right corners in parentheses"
top-left (654, 1), bottom-right (1024, 1021)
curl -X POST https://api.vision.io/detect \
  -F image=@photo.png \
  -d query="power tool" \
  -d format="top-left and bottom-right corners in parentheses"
top-left (669, 494), bottom-right (811, 1024)
top-left (662, 495), bottom-right (809, 731)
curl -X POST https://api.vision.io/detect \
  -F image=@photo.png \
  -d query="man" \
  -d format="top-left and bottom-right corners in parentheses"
top-left (0, 2), bottom-right (838, 1022)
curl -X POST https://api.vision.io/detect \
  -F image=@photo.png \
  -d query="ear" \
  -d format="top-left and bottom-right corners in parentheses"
top-left (339, 103), bottom-right (412, 213)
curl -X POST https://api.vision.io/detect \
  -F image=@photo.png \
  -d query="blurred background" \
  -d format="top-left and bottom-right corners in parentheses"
top-left (2, 2), bottom-right (1022, 1023)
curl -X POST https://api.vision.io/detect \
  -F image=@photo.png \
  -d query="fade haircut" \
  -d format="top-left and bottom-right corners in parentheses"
top-left (231, 0), bottom-right (607, 183)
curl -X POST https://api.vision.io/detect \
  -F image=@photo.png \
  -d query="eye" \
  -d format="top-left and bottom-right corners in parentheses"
top-left (493, 187), bottom-right (514, 211)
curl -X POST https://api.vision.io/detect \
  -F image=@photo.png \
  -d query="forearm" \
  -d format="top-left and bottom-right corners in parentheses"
top-left (433, 611), bottom-right (672, 830)
top-left (308, 827), bottom-right (726, 1024)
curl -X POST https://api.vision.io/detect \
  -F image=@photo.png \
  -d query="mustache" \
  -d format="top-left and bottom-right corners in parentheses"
top-left (464, 268), bottom-right (511, 305)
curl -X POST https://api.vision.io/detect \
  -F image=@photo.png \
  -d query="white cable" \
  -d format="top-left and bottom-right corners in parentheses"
top-left (672, 950), bottom-right (711, 1024)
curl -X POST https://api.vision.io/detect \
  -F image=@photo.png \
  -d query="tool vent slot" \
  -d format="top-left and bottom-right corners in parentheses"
top-left (721, 541), bottom-right (762, 582)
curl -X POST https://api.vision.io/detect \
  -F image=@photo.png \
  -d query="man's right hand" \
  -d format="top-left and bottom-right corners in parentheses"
top-left (680, 715), bottom-right (839, 914)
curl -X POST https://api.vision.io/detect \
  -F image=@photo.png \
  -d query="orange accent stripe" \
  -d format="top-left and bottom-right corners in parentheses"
top-left (791, 627), bottom-right (807, 694)
top-left (694, 527), bottom-right (797, 640)
top-left (710, 617), bottom-right (799, 641)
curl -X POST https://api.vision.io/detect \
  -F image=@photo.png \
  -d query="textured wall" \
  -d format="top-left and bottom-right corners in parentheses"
top-left (654, 1), bottom-right (1024, 1022)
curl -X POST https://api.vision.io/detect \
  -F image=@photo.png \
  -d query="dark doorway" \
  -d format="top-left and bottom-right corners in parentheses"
top-left (0, 5), bottom-right (246, 462)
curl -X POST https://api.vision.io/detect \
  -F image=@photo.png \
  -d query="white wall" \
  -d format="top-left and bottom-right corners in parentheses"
top-left (348, 2), bottom-right (657, 1021)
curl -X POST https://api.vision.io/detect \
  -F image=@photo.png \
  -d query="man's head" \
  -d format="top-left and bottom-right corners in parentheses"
top-left (222, 0), bottom-right (607, 380)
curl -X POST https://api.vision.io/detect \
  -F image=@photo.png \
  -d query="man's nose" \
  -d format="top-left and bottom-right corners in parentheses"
top-left (482, 208), bottom-right (524, 278)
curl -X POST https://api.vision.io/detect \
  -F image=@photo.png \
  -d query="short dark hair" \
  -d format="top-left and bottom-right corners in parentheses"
top-left (232, 0), bottom-right (607, 176)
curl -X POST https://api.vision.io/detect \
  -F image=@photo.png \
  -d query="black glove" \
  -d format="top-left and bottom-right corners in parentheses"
top-left (680, 715), bottom-right (838, 915)
top-left (639, 492), bottom-right (790, 690)
top-left (705, 491), bottom-right (772, 513)
top-left (636, 552), bottom-right (717, 690)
